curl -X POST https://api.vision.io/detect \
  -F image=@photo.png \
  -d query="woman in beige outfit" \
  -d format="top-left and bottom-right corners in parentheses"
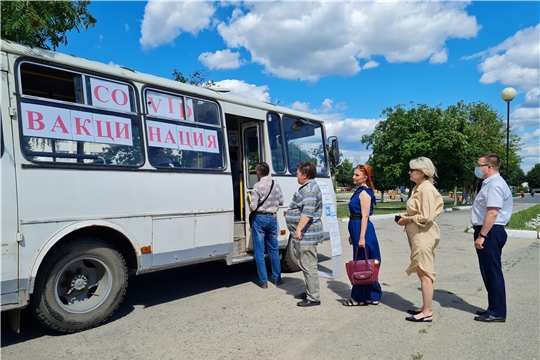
top-left (397, 157), bottom-right (443, 322)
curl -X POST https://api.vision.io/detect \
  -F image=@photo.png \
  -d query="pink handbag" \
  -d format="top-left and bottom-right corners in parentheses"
top-left (345, 246), bottom-right (380, 286)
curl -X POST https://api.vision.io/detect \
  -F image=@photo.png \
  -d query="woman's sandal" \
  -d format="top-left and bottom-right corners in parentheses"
top-left (367, 300), bottom-right (379, 306)
top-left (342, 300), bottom-right (368, 306)
top-left (405, 314), bottom-right (433, 322)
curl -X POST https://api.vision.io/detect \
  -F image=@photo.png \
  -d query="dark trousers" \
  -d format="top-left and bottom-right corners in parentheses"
top-left (474, 225), bottom-right (507, 317)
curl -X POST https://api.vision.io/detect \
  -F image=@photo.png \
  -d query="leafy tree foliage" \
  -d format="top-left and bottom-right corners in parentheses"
top-left (1, 1), bottom-right (97, 50)
top-left (362, 101), bottom-right (522, 204)
top-left (527, 163), bottom-right (540, 189)
top-left (335, 158), bottom-right (354, 187)
top-left (173, 69), bottom-right (215, 88)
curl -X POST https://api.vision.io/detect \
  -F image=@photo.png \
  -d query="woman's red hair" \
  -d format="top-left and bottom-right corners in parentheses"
top-left (356, 164), bottom-right (375, 191)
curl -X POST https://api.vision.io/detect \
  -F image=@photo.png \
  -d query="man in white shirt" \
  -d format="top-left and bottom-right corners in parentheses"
top-left (470, 154), bottom-right (513, 323)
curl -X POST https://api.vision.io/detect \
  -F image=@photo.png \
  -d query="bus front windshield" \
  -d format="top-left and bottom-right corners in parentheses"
top-left (281, 116), bottom-right (328, 176)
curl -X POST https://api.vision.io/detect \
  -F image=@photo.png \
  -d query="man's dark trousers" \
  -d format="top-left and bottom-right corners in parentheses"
top-left (474, 225), bottom-right (507, 318)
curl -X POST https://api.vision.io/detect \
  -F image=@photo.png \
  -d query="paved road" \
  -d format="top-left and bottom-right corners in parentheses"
top-left (1, 201), bottom-right (539, 360)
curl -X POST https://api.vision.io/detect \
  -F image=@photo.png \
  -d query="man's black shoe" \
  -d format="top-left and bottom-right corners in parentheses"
top-left (297, 299), bottom-right (320, 307)
top-left (474, 313), bottom-right (505, 322)
top-left (476, 310), bottom-right (487, 316)
top-left (294, 292), bottom-right (307, 300)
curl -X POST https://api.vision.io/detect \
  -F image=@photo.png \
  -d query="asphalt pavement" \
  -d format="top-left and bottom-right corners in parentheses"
top-left (1, 197), bottom-right (539, 360)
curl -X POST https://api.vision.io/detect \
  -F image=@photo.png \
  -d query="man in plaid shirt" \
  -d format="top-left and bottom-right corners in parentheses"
top-left (286, 162), bottom-right (324, 307)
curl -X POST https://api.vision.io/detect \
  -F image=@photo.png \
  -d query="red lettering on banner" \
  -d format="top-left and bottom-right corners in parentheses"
top-left (167, 97), bottom-right (175, 115)
top-left (111, 89), bottom-right (128, 106)
top-left (26, 111), bottom-right (45, 130)
top-left (164, 130), bottom-right (177, 145)
top-left (148, 96), bottom-right (161, 114)
top-left (74, 117), bottom-right (92, 136)
top-left (178, 130), bottom-right (192, 147)
top-left (206, 134), bottom-right (218, 149)
top-left (51, 115), bottom-right (70, 134)
top-left (115, 122), bottom-right (130, 140)
top-left (95, 120), bottom-right (115, 141)
top-left (193, 132), bottom-right (204, 146)
top-left (93, 85), bottom-right (109, 103)
top-left (148, 126), bottom-right (162, 143)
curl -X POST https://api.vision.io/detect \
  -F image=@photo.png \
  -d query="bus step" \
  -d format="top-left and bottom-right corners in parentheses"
top-left (234, 222), bottom-right (245, 238)
top-left (233, 236), bottom-right (246, 256)
top-left (231, 253), bottom-right (254, 264)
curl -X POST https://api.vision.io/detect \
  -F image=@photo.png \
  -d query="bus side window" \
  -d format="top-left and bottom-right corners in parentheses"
top-left (18, 62), bottom-right (142, 167)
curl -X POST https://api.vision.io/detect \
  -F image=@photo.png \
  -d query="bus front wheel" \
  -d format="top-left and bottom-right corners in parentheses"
top-left (281, 236), bottom-right (301, 273)
top-left (30, 238), bottom-right (128, 333)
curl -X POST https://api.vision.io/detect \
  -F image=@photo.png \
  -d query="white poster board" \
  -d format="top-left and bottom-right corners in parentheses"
top-left (317, 180), bottom-right (342, 278)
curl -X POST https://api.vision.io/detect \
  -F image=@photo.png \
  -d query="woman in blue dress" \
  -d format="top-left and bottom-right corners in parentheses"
top-left (342, 164), bottom-right (382, 306)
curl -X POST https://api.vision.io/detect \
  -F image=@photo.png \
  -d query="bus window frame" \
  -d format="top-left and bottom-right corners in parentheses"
top-left (266, 111), bottom-right (287, 175)
top-left (15, 58), bottom-right (144, 169)
top-left (281, 115), bottom-right (329, 177)
top-left (141, 85), bottom-right (227, 172)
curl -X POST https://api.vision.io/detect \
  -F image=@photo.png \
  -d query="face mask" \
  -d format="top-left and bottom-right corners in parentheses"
top-left (474, 167), bottom-right (484, 179)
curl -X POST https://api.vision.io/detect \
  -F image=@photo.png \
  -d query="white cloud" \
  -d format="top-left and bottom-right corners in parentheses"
top-left (469, 24), bottom-right (540, 91)
top-left (362, 60), bottom-right (379, 70)
top-left (199, 49), bottom-right (244, 70)
top-left (140, 1), bottom-right (216, 49)
top-left (125, 23), bottom-right (129, 33)
top-left (213, 79), bottom-right (270, 102)
top-left (327, 117), bottom-right (380, 143)
top-left (521, 128), bottom-right (540, 143)
top-left (429, 49), bottom-right (448, 64)
top-left (216, 2), bottom-right (479, 81)
top-left (523, 87), bottom-right (540, 108)
top-left (512, 107), bottom-right (540, 129)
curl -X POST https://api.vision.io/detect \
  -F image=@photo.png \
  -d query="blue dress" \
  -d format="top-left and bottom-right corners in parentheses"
top-left (348, 186), bottom-right (382, 303)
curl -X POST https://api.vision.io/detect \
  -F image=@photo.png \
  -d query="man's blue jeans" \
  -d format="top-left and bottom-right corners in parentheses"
top-left (252, 214), bottom-right (281, 285)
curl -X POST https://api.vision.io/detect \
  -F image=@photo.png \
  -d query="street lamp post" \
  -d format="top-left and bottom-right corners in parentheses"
top-left (501, 87), bottom-right (516, 184)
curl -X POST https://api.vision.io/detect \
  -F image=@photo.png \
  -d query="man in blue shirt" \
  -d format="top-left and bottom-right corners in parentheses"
top-left (470, 154), bottom-right (513, 322)
top-left (250, 162), bottom-right (284, 288)
top-left (286, 162), bottom-right (324, 307)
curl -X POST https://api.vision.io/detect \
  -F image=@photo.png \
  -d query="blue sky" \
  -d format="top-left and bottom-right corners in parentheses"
top-left (59, 1), bottom-right (539, 173)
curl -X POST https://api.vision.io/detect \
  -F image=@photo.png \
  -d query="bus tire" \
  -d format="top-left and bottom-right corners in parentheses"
top-left (30, 238), bottom-right (128, 333)
top-left (281, 236), bottom-right (301, 273)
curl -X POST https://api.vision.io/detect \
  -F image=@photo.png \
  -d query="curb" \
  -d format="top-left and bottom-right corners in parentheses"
top-left (467, 228), bottom-right (539, 239)
top-left (340, 209), bottom-right (540, 239)
top-left (341, 207), bottom-right (457, 222)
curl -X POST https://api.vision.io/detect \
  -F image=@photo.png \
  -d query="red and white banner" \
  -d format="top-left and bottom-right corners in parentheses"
top-left (21, 102), bottom-right (133, 146)
top-left (90, 78), bottom-right (132, 112)
top-left (146, 91), bottom-right (194, 122)
top-left (147, 120), bottom-right (219, 153)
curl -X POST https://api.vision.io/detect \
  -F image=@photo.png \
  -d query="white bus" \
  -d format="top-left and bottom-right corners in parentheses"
top-left (0, 39), bottom-right (340, 333)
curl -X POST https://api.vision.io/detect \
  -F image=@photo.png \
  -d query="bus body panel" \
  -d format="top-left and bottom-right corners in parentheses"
top-left (1, 52), bottom-right (24, 309)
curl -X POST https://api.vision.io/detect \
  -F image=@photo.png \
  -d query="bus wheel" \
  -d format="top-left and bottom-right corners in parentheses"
top-left (30, 238), bottom-right (128, 333)
top-left (281, 236), bottom-right (301, 273)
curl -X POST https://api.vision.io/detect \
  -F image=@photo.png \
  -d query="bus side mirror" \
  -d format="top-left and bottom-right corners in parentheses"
top-left (329, 136), bottom-right (339, 166)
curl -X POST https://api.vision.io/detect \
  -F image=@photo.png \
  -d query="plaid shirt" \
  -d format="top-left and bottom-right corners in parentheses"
top-left (250, 175), bottom-right (284, 213)
top-left (285, 179), bottom-right (324, 244)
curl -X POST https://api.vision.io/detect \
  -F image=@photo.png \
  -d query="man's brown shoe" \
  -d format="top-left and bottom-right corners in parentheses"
top-left (258, 283), bottom-right (268, 289)
top-left (271, 279), bottom-right (284, 286)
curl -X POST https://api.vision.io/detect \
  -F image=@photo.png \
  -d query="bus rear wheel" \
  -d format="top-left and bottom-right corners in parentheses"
top-left (281, 236), bottom-right (301, 273)
top-left (30, 238), bottom-right (128, 333)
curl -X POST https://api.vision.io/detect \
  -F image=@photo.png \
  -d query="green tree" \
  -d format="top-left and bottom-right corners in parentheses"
top-left (335, 158), bottom-right (354, 187)
top-left (527, 163), bottom-right (540, 189)
top-left (361, 101), bottom-right (522, 204)
top-left (1, 1), bottom-right (97, 50)
top-left (361, 102), bottom-right (466, 200)
top-left (172, 69), bottom-right (215, 88)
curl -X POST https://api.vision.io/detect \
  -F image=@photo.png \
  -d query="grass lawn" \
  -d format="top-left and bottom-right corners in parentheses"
top-left (337, 200), bottom-right (456, 219)
top-left (507, 204), bottom-right (540, 230)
